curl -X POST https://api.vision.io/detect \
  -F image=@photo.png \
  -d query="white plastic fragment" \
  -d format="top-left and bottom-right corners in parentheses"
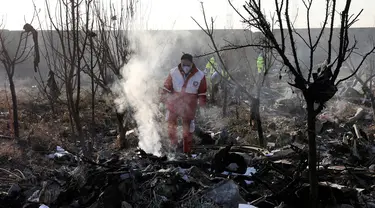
top-left (56, 146), bottom-right (65, 152)
top-left (222, 167), bottom-right (256, 176)
top-left (47, 146), bottom-right (70, 159)
top-left (244, 167), bottom-right (256, 175)
top-left (27, 190), bottom-right (40, 202)
top-left (238, 204), bottom-right (258, 208)
top-left (126, 129), bottom-right (137, 136)
top-left (39, 204), bottom-right (49, 208)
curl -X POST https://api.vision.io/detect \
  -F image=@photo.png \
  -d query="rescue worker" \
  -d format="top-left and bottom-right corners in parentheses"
top-left (205, 57), bottom-right (218, 103)
top-left (160, 53), bottom-right (207, 153)
top-left (205, 56), bottom-right (231, 104)
top-left (257, 53), bottom-right (264, 74)
top-left (257, 52), bottom-right (270, 88)
top-left (205, 57), bottom-right (217, 78)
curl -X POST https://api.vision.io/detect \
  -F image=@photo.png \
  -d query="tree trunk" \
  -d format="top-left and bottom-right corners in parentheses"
top-left (116, 110), bottom-right (127, 149)
top-left (251, 98), bottom-right (264, 147)
top-left (75, 70), bottom-right (83, 152)
top-left (65, 88), bottom-right (76, 138)
top-left (306, 99), bottom-right (318, 208)
top-left (222, 82), bottom-right (228, 117)
top-left (256, 80), bottom-right (264, 147)
top-left (72, 109), bottom-right (84, 150)
top-left (65, 82), bottom-right (77, 141)
top-left (255, 109), bottom-right (264, 147)
top-left (90, 38), bottom-right (95, 144)
top-left (8, 77), bottom-right (19, 138)
top-left (50, 99), bottom-right (56, 116)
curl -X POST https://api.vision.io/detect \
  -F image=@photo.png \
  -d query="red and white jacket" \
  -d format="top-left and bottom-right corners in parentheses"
top-left (161, 64), bottom-right (207, 120)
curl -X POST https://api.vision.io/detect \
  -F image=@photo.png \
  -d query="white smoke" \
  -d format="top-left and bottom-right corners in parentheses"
top-left (113, 33), bottom-right (160, 156)
top-left (113, 30), bottom-right (196, 156)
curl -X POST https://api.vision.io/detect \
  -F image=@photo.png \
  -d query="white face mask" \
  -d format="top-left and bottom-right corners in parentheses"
top-left (182, 66), bottom-right (191, 74)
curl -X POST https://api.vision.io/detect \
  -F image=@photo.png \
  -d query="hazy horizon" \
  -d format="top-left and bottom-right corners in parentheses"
top-left (1, 0), bottom-right (375, 31)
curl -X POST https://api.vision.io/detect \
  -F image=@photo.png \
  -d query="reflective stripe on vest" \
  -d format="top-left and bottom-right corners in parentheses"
top-left (170, 67), bottom-right (204, 94)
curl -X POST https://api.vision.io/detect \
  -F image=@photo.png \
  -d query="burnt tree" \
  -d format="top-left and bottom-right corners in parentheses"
top-left (229, 0), bottom-right (375, 206)
top-left (0, 24), bottom-right (34, 138)
top-left (44, 0), bottom-right (95, 153)
top-left (89, 0), bottom-right (136, 149)
top-left (193, 3), bottom-right (276, 147)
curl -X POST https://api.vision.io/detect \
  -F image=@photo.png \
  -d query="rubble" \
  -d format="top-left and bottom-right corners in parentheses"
top-left (348, 108), bottom-right (367, 123)
top-left (1, 95), bottom-right (375, 208)
top-left (204, 180), bottom-right (246, 207)
top-left (274, 98), bottom-right (305, 115)
top-left (1, 129), bottom-right (374, 208)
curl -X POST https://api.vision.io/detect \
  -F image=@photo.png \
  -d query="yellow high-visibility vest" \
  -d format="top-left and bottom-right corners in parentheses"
top-left (206, 57), bottom-right (230, 81)
top-left (257, 54), bottom-right (264, 73)
top-left (206, 57), bottom-right (217, 76)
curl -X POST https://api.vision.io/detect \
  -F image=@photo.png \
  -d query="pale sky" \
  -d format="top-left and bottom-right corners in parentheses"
top-left (0, 0), bottom-right (375, 30)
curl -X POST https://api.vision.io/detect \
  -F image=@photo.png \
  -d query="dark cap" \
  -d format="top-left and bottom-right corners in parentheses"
top-left (181, 53), bottom-right (193, 62)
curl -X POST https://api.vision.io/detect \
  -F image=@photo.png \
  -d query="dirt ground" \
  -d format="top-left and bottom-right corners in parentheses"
top-left (0, 86), bottom-right (365, 171)
top-left (1, 85), bottom-right (375, 207)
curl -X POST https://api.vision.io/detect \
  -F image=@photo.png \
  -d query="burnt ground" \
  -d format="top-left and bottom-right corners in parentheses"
top-left (0, 85), bottom-right (375, 208)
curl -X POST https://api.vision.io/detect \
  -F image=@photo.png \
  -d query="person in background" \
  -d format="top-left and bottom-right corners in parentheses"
top-left (205, 56), bottom-right (231, 104)
top-left (205, 57), bottom-right (218, 103)
top-left (257, 53), bottom-right (264, 74)
top-left (160, 53), bottom-right (207, 153)
top-left (257, 52), bottom-right (271, 88)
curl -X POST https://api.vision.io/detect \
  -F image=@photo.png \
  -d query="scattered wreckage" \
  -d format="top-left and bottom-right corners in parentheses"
top-left (1, 125), bottom-right (375, 208)
top-left (1, 88), bottom-right (375, 208)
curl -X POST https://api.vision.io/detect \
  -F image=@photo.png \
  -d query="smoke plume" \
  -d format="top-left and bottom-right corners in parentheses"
top-left (113, 30), bottom-right (187, 156)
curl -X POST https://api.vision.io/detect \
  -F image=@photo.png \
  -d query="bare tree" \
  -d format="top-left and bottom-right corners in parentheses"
top-left (86, 0), bottom-right (135, 149)
top-left (33, 1), bottom-right (63, 116)
top-left (192, 2), bottom-right (273, 147)
top-left (250, 37), bottom-right (277, 146)
top-left (228, 0), bottom-right (375, 206)
top-left (0, 21), bottom-right (34, 138)
top-left (42, 0), bottom-right (95, 152)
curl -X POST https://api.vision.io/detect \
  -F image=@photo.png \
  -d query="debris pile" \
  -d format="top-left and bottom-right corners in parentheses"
top-left (1, 88), bottom-right (375, 208)
top-left (1, 132), bottom-right (375, 208)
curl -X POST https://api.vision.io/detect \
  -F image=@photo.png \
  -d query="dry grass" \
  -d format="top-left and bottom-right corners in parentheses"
top-left (0, 140), bottom-right (22, 161)
top-left (227, 106), bottom-right (259, 144)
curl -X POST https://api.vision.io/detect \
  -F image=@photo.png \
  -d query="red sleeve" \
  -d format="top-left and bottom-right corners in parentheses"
top-left (198, 75), bottom-right (207, 107)
top-left (160, 73), bottom-right (173, 103)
